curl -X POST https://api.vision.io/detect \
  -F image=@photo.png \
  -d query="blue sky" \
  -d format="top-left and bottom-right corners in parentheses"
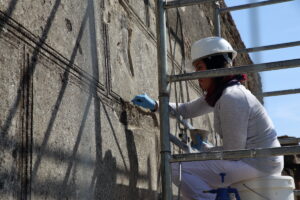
top-left (224, 0), bottom-right (300, 138)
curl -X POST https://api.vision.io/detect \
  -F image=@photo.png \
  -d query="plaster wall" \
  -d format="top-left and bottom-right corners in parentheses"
top-left (0, 0), bottom-right (261, 199)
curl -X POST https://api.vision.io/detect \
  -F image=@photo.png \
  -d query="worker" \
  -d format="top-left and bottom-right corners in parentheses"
top-left (131, 37), bottom-right (283, 200)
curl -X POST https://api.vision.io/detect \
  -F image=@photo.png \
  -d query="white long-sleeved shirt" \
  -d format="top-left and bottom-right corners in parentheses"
top-left (170, 83), bottom-right (283, 174)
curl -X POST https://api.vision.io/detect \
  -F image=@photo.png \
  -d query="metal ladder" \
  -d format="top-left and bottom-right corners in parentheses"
top-left (156, 0), bottom-right (300, 199)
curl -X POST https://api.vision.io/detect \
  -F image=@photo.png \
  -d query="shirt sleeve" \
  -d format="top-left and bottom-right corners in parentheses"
top-left (218, 90), bottom-right (250, 150)
top-left (169, 97), bottom-right (213, 119)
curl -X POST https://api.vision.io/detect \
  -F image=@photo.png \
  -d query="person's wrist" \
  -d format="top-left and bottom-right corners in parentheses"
top-left (150, 101), bottom-right (158, 112)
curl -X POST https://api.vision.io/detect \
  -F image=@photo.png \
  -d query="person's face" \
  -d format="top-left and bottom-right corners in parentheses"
top-left (193, 60), bottom-right (213, 91)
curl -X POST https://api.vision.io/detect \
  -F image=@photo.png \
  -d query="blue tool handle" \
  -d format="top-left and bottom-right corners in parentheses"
top-left (220, 173), bottom-right (226, 183)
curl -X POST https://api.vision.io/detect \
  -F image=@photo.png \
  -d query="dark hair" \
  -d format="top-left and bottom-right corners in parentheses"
top-left (202, 54), bottom-right (245, 107)
top-left (203, 54), bottom-right (231, 70)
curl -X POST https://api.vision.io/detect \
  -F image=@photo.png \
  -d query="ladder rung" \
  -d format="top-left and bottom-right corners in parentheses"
top-left (220, 0), bottom-right (293, 13)
top-left (263, 88), bottom-right (300, 97)
top-left (170, 146), bottom-right (300, 162)
top-left (237, 41), bottom-right (300, 54)
top-left (169, 58), bottom-right (300, 82)
top-left (279, 137), bottom-right (300, 145)
top-left (169, 133), bottom-right (190, 153)
top-left (164, 0), bottom-right (216, 9)
top-left (169, 106), bottom-right (194, 130)
top-left (295, 190), bottom-right (300, 196)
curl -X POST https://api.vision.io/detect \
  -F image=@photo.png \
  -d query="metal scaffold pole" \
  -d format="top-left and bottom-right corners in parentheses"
top-left (156, 0), bottom-right (172, 199)
top-left (263, 88), bottom-right (300, 97)
top-left (214, 1), bottom-right (221, 37)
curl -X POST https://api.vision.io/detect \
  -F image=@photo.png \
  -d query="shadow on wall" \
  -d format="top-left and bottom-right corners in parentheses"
top-left (0, 0), bottom-right (19, 34)
top-left (118, 101), bottom-right (159, 199)
top-left (30, 0), bottom-right (76, 183)
top-left (119, 105), bottom-right (139, 197)
top-left (1, 3), bottom-right (65, 197)
top-left (0, 0), bottom-right (159, 199)
top-left (1, 0), bottom-right (62, 138)
top-left (0, 0), bottom-right (64, 198)
top-left (93, 150), bottom-right (117, 199)
top-left (0, 0), bottom-right (20, 138)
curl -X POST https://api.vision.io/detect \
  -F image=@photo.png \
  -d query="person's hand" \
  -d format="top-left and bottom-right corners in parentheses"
top-left (131, 94), bottom-right (157, 111)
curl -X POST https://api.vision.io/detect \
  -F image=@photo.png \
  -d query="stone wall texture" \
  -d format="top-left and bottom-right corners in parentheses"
top-left (0, 0), bottom-right (262, 199)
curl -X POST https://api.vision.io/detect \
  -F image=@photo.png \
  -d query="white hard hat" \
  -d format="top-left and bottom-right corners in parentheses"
top-left (191, 37), bottom-right (237, 63)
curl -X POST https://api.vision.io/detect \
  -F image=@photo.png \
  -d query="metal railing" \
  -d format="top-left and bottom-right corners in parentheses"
top-left (263, 88), bottom-right (300, 97)
top-left (278, 137), bottom-right (300, 145)
top-left (237, 40), bottom-right (300, 53)
top-left (165, 0), bottom-right (292, 9)
top-left (156, 0), bottom-right (300, 199)
top-left (169, 58), bottom-right (300, 82)
top-left (219, 0), bottom-right (293, 12)
top-left (171, 146), bottom-right (300, 162)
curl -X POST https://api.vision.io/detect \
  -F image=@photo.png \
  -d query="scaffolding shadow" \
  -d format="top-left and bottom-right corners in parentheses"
top-left (0, 0), bottom-right (19, 35)
top-left (0, 0), bottom-right (62, 141)
top-left (0, 0), bottom-right (159, 198)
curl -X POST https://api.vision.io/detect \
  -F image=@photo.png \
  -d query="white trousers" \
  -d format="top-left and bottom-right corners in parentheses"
top-left (171, 160), bottom-right (270, 200)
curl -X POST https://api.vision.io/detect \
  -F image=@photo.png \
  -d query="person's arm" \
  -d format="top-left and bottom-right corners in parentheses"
top-left (169, 97), bottom-right (214, 119)
top-left (131, 94), bottom-right (213, 119)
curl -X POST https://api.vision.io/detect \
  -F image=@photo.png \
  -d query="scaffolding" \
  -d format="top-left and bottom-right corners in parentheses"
top-left (156, 0), bottom-right (300, 199)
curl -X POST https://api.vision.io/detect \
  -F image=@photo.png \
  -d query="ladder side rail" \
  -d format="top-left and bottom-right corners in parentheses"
top-left (169, 106), bottom-right (194, 130)
top-left (237, 40), bottom-right (300, 54)
top-left (171, 145), bottom-right (300, 162)
top-left (294, 190), bottom-right (300, 196)
top-left (169, 58), bottom-right (300, 82)
top-left (169, 133), bottom-right (191, 153)
top-left (278, 137), bottom-right (300, 145)
top-left (169, 105), bottom-right (300, 148)
top-left (220, 0), bottom-right (293, 12)
top-left (170, 105), bottom-right (300, 148)
top-left (157, 0), bottom-right (172, 199)
top-left (263, 88), bottom-right (300, 97)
